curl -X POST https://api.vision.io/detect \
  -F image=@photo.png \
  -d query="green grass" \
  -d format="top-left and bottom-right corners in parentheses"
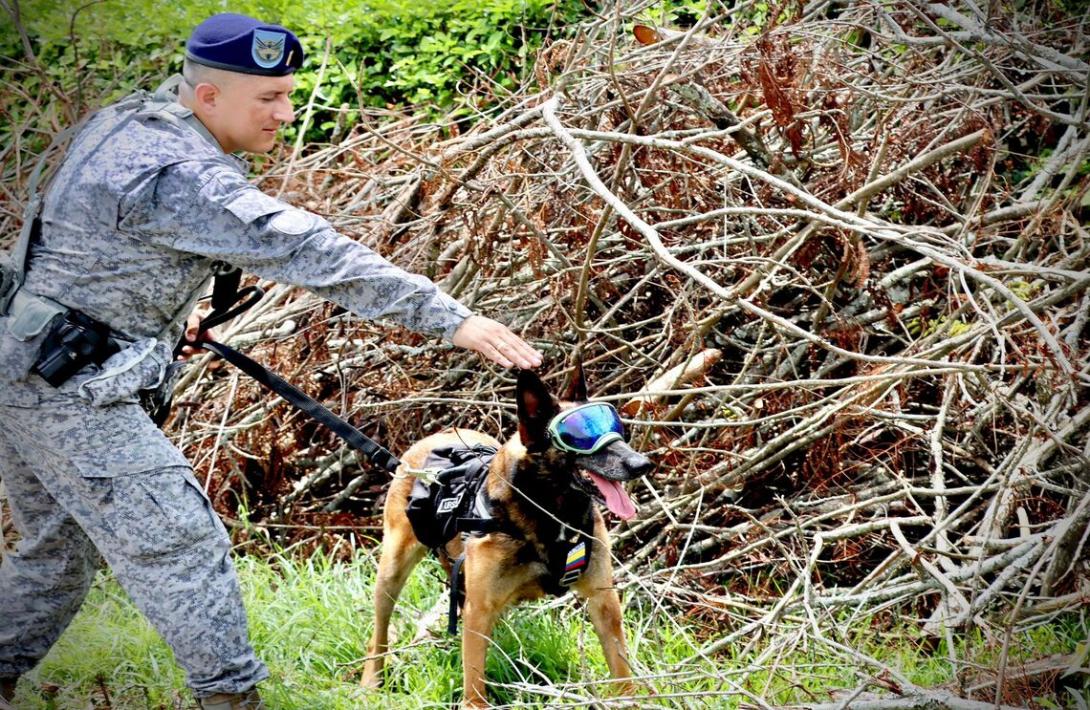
top-left (8, 549), bottom-right (1086, 709)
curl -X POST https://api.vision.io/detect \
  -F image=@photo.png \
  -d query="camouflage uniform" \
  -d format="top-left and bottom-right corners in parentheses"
top-left (0, 82), bottom-right (470, 697)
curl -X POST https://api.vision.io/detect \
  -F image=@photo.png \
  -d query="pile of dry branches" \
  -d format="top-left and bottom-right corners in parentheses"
top-left (166, 2), bottom-right (1090, 702)
top-left (9, 0), bottom-right (1084, 704)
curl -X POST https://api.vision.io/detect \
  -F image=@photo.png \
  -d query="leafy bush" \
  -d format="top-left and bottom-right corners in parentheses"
top-left (1, 0), bottom-right (586, 146)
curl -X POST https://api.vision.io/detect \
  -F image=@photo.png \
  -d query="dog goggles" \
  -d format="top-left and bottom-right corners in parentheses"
top-left (547, 402), bottom-right (625, 455)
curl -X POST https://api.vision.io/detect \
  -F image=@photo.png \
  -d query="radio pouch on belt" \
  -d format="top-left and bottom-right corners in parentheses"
top-left (32, 310), bottom-right (120, 386)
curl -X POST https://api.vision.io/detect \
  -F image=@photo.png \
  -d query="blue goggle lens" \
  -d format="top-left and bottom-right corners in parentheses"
top-left (555, 404), bottom-right (624, 452)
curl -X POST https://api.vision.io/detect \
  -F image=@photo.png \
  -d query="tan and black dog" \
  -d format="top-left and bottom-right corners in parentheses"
top-left (362, 367), bottom-right (652, 707)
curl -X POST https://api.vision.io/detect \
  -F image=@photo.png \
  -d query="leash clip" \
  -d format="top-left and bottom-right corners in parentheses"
top-left (401, 466), bottom-right (442, 485)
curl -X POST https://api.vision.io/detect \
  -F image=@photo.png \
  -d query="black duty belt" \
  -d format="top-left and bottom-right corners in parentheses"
top-left (178, 270), bottom-right (401, 474)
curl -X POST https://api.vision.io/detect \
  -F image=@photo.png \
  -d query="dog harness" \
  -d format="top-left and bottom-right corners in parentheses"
top-left (404, 444), bottom-right (593, 633)
top-left (405, 444), bottom-right (499, 549)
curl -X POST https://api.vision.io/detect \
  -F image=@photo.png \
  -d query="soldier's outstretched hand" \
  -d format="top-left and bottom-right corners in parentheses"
top-left (452, 315), bottom-right (543, 369)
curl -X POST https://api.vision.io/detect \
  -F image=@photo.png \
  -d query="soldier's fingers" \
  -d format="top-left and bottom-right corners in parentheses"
top-left (506, 336), bottom-right (542, 368)
top-left (495, 332), bottom-right (541, 369)
top-left (501, 344), bottom-right (537, 369)
top-left (481, 342), bottom-right (514, 369)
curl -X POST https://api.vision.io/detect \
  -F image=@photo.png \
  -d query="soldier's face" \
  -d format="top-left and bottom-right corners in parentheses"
top-left (213, 74), bottom-right (297, 153)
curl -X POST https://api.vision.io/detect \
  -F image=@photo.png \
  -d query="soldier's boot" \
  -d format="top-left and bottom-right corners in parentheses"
top-left (197, 689), bottom-right (265, 710)
top-left (0, 677), bottom-right (17, 710)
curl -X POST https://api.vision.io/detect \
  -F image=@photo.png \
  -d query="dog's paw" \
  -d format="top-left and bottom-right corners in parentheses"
top-left (604, 678), bottom-right (651, 708)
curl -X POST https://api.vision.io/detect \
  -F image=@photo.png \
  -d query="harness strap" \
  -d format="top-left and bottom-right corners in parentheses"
top-left (449, 554), bottom-right (466, 635)
top-left (1, 125), bottom-right (83, 315)
top-left (455, 482), bottom-right (498, 534)
top-left (1, 91), bottom-right (148, 316)
top-left (0, 75), bottom-right (206, 319)
top-left (139, 74), bottom-right (226, 151)
top-left (444, 534), bottom-right (591, 635)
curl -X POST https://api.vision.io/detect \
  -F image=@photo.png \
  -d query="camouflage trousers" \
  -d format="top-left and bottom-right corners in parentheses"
top-left (0, 375), bottom-right (268, 697)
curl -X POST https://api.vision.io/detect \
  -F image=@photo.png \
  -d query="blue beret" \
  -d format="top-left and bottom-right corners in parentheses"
top-left (186, 13), bottom-right (304, 76)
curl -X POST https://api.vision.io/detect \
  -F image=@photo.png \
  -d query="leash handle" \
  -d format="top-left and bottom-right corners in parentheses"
top-left (173, 284), bottom-right (264, 358)
top-left (175, 272), bottom-right (401, 473)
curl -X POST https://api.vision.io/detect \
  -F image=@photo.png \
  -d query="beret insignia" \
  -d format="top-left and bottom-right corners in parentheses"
top-left (252, 29), bottom-right (286, 68)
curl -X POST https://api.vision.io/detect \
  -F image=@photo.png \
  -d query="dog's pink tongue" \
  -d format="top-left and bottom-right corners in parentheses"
top-left (588, 473), bottom-right (638, 520)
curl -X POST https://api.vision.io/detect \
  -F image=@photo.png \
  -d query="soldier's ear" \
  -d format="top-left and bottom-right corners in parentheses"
top-left (193, 82), bottom-right (221, 111)
top-left (562, 359), bottom-right (587, 402)
top-left (516, 369), bottom-right (557, 453)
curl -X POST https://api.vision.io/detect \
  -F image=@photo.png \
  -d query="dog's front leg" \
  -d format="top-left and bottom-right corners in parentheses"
top-left (459, 537), bottom-right (520, 709)
top-left (580, 524), bottom-right (635, 695)
top-left (587, 587), bottom-right (634, 685)
top-left (460, 586), bottom-right (500, 709)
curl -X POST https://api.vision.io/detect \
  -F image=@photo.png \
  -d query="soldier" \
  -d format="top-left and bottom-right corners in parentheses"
top-left (0, 13), bottom-right (542, 710)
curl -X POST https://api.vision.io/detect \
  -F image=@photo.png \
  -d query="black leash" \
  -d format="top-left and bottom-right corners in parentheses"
top-left (178, 270), bottom-right (401, 474)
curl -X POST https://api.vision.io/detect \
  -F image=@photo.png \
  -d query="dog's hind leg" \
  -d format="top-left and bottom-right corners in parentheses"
top-left (362, 524), bottom-right (426, 689)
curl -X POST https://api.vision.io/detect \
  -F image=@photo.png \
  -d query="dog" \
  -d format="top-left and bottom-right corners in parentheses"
top-left (362, 366), bottom-right (652, 707)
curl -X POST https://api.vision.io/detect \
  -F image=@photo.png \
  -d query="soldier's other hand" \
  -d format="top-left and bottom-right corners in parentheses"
top-left (177, 311), bottom-right (216, 361)
top-left (452, 315), bottom-right (543, 369)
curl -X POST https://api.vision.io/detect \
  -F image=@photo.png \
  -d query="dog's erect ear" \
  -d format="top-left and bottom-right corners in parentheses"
top-left (562, 359), bottom-right (588, 402)
top-left (517, 369), bottom-right (557, 452)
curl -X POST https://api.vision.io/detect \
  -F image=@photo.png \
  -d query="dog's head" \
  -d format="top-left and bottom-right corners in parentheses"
top-left (514, 366), bottom-right (652, 520)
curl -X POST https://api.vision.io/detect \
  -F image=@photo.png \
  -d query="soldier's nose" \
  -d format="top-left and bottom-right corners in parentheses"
top-left (278, 103), bottom-right (296, 124)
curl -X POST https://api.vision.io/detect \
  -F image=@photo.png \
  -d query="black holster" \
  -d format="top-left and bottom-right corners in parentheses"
top-left (32, 310), bottom-right (118, 387)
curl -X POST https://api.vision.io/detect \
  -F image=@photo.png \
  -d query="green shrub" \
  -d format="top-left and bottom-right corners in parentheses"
top-left (1, 0), bottom-right (586, 146)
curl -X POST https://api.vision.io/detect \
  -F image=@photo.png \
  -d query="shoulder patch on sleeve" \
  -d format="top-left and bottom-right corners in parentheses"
top-left (269, 208), bottom-right (316, 236)
top-left (221, 187), bottom-right (316, 235)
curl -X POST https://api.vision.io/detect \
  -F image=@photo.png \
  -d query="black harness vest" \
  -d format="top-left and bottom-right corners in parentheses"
top-left (405, 444), bottom-right (499, 548)
top-left (404, 444), bottom-right (594, 633)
